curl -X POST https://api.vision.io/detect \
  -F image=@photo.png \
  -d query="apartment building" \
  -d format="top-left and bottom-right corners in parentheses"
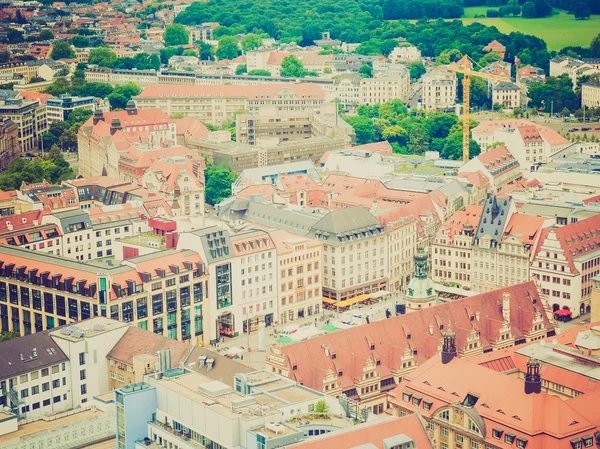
top-left (432, 205), bottom-right (482, 288)
top-left (236, 103), bottom-right (353, 146)
top-left (492, 81), bottom-right (520, 109)
top-left (0, 117), bottom-right (19, 172)
top-left (389, 45), bottom-right (421, 63)
top-left (270, 230), bottom-right (323, 325)
top-left (550, 56), bottom-right (600, 88)
top-left (376, 206), bottom-right (417, 292)
top-left (458, 145), bottom-right (521, 192)
top-left (133, 83), bottom-right (326, 127)
top-left (116, 369), bottom-right (346, 449)
top-left (306, 206), bottom-right (388, 303)
top-left (0, 98), bottom-right (47, 153)
top-left (471, 119), bottom-right (569, 170)
top-left (0, 332), bottom-right (71, 420)
top-left (0, 245), bottom-right (209, 345)
top-left (267, 282), bottom-right (553, 413)
top-left (0, 61), bottom-right (45, 83)
top-left (359, 69), bottom-right (410, 105)
top-left (531, 213), bottom-right (600, 318)
top-left (471, 195), bottom-right (515, 293)
top-left (582, 79), bottom-right (600, 108)
top-left (231, 230), bottom-right (278, 332)
top-left (421, 70), bottom-right (457, 111)
top-left (106, 326), bottom-right (191, 390)
top-left (45, 95), bottom-right (97, 124)
top-left (187, 133), bottom-right (350, 172)
top-left (332, 73), bottom-right (361, 107)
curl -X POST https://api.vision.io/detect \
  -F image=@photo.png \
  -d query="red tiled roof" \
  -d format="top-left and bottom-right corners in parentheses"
top-left (106, 326), bottom-right (190, 366)
top-left (391, 355), bottom-right (600, 442)
top-left (277, 282), bottom-right (552, 393)
top-left (535, 214), bottom-right (600, 273)
top-left (443, 205), bottom-right (483, 240)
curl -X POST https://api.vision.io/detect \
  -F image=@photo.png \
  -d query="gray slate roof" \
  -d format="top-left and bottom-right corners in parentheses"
top-left (0, 332), bottom-right (68, 380)
top-left (307, 206), bottom-right (385, 245)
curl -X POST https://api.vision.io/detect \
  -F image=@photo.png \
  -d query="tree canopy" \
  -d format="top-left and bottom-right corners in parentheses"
top-left (216, 36), bottom-right (239, 60)
top-left (164, 24), bottom-right (190, 46)
top-left (205, 164), bottom-right (237, 205)
top-left (280, 55), bottom-right (304, 77)
top-left (0, 151), bottom-right (74, 191)
top-left (50, 42), bottom-right (75, 60)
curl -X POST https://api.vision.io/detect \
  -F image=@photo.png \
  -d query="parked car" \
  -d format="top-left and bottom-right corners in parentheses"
top-left (568, 128), bottom-right (579, 132)
top-left (595, 127), bottom-right (600, 131)
top-left (582, 127), bottom-right (591, 131)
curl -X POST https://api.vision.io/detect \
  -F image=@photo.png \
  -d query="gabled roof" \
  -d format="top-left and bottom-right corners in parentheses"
top-left (106, 326), bottom-right (191, 367)
top-left (277, 281), bottom-right (551, 393)
top-left (535, 213), bottom-right (600, 273)
top-left (307, 206), bottom-right (383, 243)
top-left (0, 332), bottom-right (68, 380)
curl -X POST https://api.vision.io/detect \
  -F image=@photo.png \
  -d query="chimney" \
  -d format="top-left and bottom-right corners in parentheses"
top-left (110, 117), bottom-right (122, 136)
top-left (158, 348), bottom-right (172, 372)
top-left (502, 292), bottom-right (510, 322)
top-left (441, 328), bottom-right (457, 364)
top-left (524, 357), bottom-right (541, 394)
top-left (475, 311), bottom-right (480, 322)
top-left (92, 108), bottom-right (104, 125)
top-left (429, 323), bottom-right (434, 335)
top-left (32, 347), bottom-right (38, 358)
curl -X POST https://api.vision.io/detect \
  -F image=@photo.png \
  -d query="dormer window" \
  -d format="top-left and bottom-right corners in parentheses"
top-left (370, 344), bottom-right (375, 350)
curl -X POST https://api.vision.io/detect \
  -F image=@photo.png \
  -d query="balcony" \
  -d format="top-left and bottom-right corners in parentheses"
top-left (149, 420), bottom-right (207, 449)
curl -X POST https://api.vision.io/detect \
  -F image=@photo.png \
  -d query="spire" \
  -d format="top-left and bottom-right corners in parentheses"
top-left (441, 328), bottom-right (456, 364)
top-left (414, 246), bottom-right (428, 279)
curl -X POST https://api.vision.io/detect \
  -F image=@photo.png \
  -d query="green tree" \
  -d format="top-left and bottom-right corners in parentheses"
top-left (441, 132), bottom-right (480, 160)
top-left (521, 1), bottom-right (536, 17)
top-left (560, 107), bottom-right (571, 117)
top-left (382, 125), bottom-right (408, 146)
top-left (479, 51), bottom-right (502, 67)
top-left (573, 2), bottom-right (591, 19)
top-left (39, 29), bottom-right (54, 40)
top-left (409, 61), bottom-right (426, 80)
top-left (71, 35), bottom-right (90, 48)
top-left (236, 64), bottom-right (247, 75)
top-left (408, 124), bottom-right (430, 154)
top-left (29, 76), bottom-right (46, 83)
top-left (216, 36), bottom-right (239, 60)
top-left (241, 34), bottom-right (263, 52)
top-left (280, 55), bottom-right (304, 78)
top-left (205, 164), bottom-right (237, 205)
top-left (248, 69), bottom-right (271, 76)
top-left (344, 116), bottom-right (379, 145)
top-left (164, 24), bottom-right (190, 46)
top-left (314, 400), bottom-right (329, 414)
top-left (88, 47), bottom-right (118, 68)
top-left (591, 34), bottom-right (600, 58)
top-left (50, 42), bottom-right (76, 60)
top-left (359, 64), bottom-right (373, 78)
top-left (108, 82), bottom-right (141, 110)
top-left (160, 46), bottom-right (184, 65)
top-left (44, 78), bottom-right (71, 96)
top-left (198, 41), bottom-right (214, 60)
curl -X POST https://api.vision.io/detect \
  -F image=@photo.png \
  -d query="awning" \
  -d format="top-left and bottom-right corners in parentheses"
top-left (322, 293), bottom-right (379, 308)
top-left (554, 309), bottom-right (572, 317)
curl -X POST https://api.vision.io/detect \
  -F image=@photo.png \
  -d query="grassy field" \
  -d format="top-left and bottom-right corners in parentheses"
top-left (459, 8), bottom-right (599, 50)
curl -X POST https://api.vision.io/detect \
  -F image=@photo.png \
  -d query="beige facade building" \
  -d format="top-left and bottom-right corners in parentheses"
top-left (421, 70), bottom-right (457, 111)
top-left (582, 81), bottom-right (600, 108)
top-left (0, 98), bottom-right (47, 153)
top-left (134, 83), bottom-right (326, 127)
top-left (432, 206), bottom-right (481, 288)
top-left (359, 70), bottom-right (410, 105)
top-left (236, 103), bottom-right (353, 146)
top-left (0, 117), bottom-right (19, 172)
top-left (270, 230), bottom-right (323, 325)
top-left (492, 81), bottom-right (521, 109)
top-left (306, 206), bottom-right (388, 304)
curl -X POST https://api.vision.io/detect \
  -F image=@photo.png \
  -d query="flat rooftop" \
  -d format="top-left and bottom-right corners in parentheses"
top-left (156, 372), bottom-right (280, 420)
top-left (49, 316), bottom-right (129, 342)
top-left (118, 231), bottom-right (165, 249)
top-left (0, 409), bottom-right (105, 443)
top-left (516, 342), bottom-right (600, 381)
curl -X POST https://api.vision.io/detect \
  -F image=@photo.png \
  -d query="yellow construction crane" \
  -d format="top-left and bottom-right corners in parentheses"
top-left (446, 55), bottom-right (511, 161)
